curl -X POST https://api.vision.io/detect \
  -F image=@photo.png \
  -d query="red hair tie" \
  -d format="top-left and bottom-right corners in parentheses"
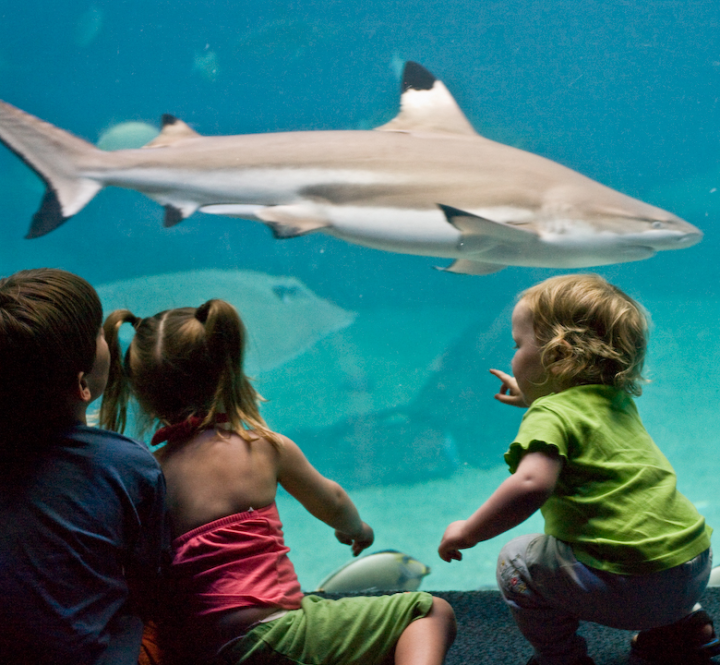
top-left (151, 413), bottom-right (229, 446)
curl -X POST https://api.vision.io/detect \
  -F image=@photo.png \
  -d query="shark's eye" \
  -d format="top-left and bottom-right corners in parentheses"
top-left (652, 221), bottom-right (664, 229)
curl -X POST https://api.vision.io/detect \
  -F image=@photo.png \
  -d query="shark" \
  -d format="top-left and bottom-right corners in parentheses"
top-left (0, 62), bottom-right (702, 274)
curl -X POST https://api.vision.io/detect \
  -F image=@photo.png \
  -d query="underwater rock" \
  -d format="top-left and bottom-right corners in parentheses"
top-left (316, 550), bottom-right (431, 593)
top-left (95, 269), bottom-right (355, 374)
top-left (262, 305), bottom-right (508, 486)
top-left (288, 409), bottom-right (459, 489)
top-left (258, 305), bottom-right (479, 434)
top-left (405, 310), bottom-right (522, 468)
top-left (97, 121), bottom-right (160, 150)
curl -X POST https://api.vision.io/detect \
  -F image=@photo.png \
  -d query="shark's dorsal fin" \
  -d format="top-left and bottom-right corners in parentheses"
top-left (143, 114), bottom-right (201, 148)
top-left (376, 62), bottom-right (477, 137)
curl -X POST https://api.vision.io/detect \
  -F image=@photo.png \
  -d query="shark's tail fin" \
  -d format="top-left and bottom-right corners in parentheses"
top-left (0, 100), bottom-right (103, 238)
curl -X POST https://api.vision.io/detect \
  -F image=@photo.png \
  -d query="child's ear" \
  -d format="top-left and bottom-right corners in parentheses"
top-left (547, 339), bottom-right (573, 375)
top-left (75, 371), bottom-right (93, 404)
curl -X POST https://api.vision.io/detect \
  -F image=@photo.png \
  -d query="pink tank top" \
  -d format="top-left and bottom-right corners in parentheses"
top-left (171, 501), bottom-right (303, 616)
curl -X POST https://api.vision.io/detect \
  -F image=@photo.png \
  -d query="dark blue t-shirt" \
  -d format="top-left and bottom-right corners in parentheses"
top-left (0, 425), bottom-right (169, 665)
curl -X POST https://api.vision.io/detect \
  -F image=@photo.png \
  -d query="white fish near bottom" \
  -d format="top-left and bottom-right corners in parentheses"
top-left (709, 566), bottom-right (720, 587)
top-left (316, 550), bottom-right (431, 593)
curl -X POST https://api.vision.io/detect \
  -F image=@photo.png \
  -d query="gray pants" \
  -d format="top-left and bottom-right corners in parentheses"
top-left (496, 534), bottom-right (712, 665)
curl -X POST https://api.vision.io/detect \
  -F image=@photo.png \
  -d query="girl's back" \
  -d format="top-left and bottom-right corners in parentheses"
top-left (156, 428), bottom-right (279, 537)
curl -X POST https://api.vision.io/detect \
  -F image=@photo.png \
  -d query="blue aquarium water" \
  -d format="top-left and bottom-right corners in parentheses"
top-left (1, 0), bottom-right (719, 590)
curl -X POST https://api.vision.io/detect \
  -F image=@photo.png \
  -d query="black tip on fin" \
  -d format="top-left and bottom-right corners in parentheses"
top-left (161, 114), bottom-right (179, 127)
top-left (25, 188), bottom-right (69, 239)
top-left (437, 203), bottom-right (466, 221)
top-left (402, 62), bottom-right (436, 93)
top-left (266, 222), bottom-right (294, 240)
top-left (163, 205), bottom-right (184, 228)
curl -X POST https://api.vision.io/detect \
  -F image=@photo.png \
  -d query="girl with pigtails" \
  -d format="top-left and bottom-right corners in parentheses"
top-left (100, 299), bottom-right (456, 665)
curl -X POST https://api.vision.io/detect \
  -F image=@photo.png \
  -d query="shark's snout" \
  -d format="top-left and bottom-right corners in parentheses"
top-left (672, 228), bottom-right (704, 248)
top-left (638, 220), bottom-right (704, 251)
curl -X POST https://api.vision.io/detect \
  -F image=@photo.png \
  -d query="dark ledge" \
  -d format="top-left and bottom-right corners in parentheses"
top-left (315, 587), bottom-right (720, 664)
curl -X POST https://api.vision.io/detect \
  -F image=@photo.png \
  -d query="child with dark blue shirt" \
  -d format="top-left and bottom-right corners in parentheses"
top-left (0, 268), bottom-right (170, 665)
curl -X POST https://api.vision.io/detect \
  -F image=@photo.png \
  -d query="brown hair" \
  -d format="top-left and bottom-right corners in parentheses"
top-left (100, 299), bottom-right (281, 447)
top-left (0, 268), bottom-right (102, 455)
top-left (520, 274), bottom-right (648, 395)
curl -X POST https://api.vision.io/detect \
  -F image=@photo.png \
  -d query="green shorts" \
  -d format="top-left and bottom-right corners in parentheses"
top-left (216, 592), bottom-right (434, 665)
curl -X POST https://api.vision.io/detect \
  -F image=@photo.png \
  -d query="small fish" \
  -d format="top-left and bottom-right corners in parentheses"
top-left (96, 121), bottom-right (159, 151)
top-left (316, 549), bottom-right (431, 593)
top-left (709, 566), bottom-right (720, 587)
top-left (0, 62), bottom-right (702, 273)
top-left (192, 48), bottom-right (219, 83)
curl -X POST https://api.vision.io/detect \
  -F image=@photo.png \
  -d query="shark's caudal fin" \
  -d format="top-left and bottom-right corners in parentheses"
top-left (0, 100), bottom-right (103, 238)
top-left (376, 62), bottom-right (477, 136)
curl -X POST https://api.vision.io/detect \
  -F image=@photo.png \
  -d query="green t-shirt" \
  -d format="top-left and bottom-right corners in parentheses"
top-left (504, 384), bottom-right (712, 575)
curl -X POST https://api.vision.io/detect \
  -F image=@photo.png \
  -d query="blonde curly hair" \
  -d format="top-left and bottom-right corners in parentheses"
top-left (520, 274), bottom-right (648, 396)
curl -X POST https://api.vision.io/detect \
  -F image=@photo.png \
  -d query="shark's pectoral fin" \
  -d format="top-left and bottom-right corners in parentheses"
top-left (256, 205), bottom-right (330, 239)
top-left (376, 62), bottom-right (478, 137)
top-left (163, 202), bottom-right (200, 227)
top-left (143, 114), bottom-right (201, 148)
top-left (199, 203), bottom-right (330, 238)
top-left (437, 259), bottom-right (507, 275)
top-left (439, 204), bottom-right (539, 249)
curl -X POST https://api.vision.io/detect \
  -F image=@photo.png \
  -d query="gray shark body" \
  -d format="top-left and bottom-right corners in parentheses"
top-left (0, 62), bottom-right (701, 274)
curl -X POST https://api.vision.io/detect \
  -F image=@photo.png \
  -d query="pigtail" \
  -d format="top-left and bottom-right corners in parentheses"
top-left (197, 300), bottom-right (282, 447)
top-left (99, 309), bottom-right (140, 433)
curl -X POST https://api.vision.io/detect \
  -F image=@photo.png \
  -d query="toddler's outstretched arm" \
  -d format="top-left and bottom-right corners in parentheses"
top-left (277, 435), bottom-right (374, 556)
top-left (438, 451), bottom-right (561, 562)
top-left (490, 368), bottom-right (528, 407)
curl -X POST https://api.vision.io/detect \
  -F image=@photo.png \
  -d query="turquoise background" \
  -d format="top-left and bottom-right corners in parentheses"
top-left (1, 0), bottom-right (718, 590)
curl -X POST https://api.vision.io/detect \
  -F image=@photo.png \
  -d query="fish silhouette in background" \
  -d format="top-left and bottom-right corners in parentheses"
top-left (95, 269), bottom-right (355, 374)
top-left (0, 62), bottom-right (702, 273)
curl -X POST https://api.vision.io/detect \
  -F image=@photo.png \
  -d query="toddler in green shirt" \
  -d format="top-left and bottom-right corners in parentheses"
top-left (438, 274), bottom-right (717, 665)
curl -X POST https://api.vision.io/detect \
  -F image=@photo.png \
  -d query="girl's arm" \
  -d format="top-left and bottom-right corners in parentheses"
top-left (438, 450), bottom-right (561, 562)
top-left (276, 435), bottom-right (374, 556)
